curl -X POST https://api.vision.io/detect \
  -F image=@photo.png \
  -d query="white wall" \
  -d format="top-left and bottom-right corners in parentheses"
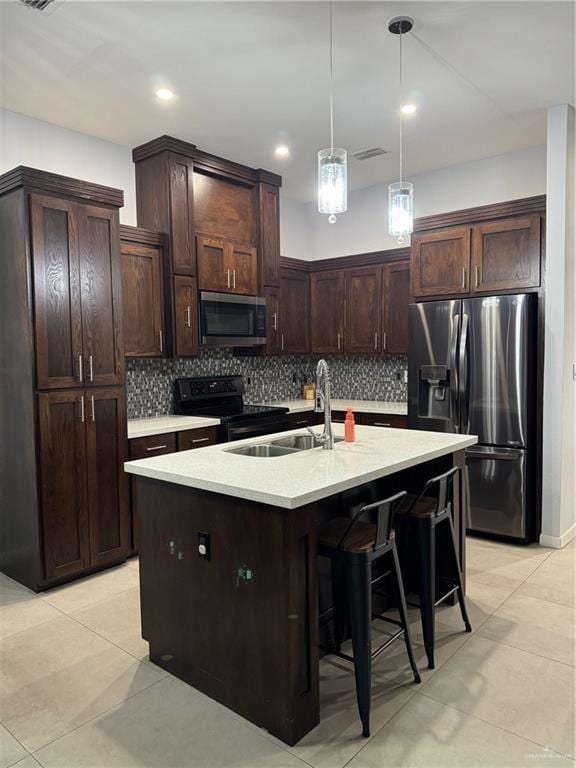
top-left (541, 104), bottom-right (576, 548)
top-left (0, 109), bottom-right (137, 224)
top-left (300, 145), bottom-right (547, 260)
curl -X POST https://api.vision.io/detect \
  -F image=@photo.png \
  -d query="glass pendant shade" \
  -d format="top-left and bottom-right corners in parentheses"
top-left (388, 181), bottom-right (413, 243)
top-left (318, 148), bottom-right (347, 221)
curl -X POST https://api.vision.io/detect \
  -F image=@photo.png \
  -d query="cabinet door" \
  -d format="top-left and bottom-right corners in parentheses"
top-left (121, 241), bottom-right (164, 357)
top-left (344, 266), bottom-right (382, 354)
top-left (264, 286), bottom-right (281, 355)
top-left (30, 194), bottom-right (83, 390)
top-left (78, 204), bottom-right (124, 386)
top-left (259, 183), bottom-right (280, 287)
top-left (38, 390), bottom-right (90, 581)
top-left (310, 271), bottom-right (344, 353)
top-left (169, 153), bottom-right (196, 276)
top-left (228, 242), bottom-right (258, 295)
top-left (471, 216), bottom-right (541, 292)
top-left (383, 262), bottom-right (411, 354)
top-left (197, 236), bottom-right (227, 292)
top-left (411, 226), bottom-right (471, 297)
top-left (85, 387), bottom-right (129, 567)
top-left (280, 268), bottom-right (309, 354)
top-left (174, 276), bottom-right (199, 356)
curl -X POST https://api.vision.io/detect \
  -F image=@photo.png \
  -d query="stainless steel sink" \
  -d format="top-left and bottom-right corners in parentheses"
top-left (225, 443), bottom-right (300, 458)
top-left (271, 434), bottom-right (344, 450)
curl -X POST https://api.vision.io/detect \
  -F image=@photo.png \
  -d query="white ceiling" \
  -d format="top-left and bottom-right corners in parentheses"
top-left (1, 1), bottom-right (574, 201)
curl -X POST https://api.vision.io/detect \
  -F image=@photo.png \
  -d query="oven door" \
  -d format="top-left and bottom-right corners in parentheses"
top-left (199, 292), bottom-right (267, 347)
top-left (225, 416), bottom-right (292, 443)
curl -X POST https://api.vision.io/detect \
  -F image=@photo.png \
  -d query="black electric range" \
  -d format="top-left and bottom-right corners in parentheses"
top-left (174, 376), bottom-right (291, 442)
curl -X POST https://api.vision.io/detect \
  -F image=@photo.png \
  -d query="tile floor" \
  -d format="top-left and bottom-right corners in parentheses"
top-left (1, 537), bottom-right (574, 768)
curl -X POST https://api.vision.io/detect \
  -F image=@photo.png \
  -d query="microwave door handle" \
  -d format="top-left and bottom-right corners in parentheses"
top-left (459, 313), bottom-right (470, 433)
top-left (450, 314), bottom-right (460, 433)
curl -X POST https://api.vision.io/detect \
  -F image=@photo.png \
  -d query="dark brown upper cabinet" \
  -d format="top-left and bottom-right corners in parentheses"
top-left (471, 216), bottom-right (541, 292)
top-left (229, 242), bottom-right (258, 295)
top-left (120, 227), bottom-right (165, 358)
top-left (411, 226), bottom-right (471, 298)
top-left (279, 267), bottom-right (309, 354)
top-left (310, 270), bottom-right (344, 354)
top-left (259, 183), bottom-right (281, 288)
top-left (344, 266), bottom-right (382, 354)
top-left (197, 236), bottom-right (257, 295)
top-left (169, 154), bottom-right (196, 276)
top-left (383, 261), bottom-right (410, 354)
top-left (174, 276), bottom-right (199, 356)
top-left (264, 286), bottom-right (281, 355)
top-left (31, 194), bottom-right (124, 389)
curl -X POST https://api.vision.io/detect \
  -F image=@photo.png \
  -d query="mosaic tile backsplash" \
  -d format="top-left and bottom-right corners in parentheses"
top-left (127, 350), bottom-right (408, 419)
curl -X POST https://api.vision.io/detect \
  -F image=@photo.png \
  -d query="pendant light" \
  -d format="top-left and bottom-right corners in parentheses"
top-left (318, 0), bottom-right (347, 224)
top-left (388, 16), bottom-right (414, 244)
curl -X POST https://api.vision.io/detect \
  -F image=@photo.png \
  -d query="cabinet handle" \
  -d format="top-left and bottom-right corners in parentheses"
top-left (226, 269), bottom-right (231, 288)
top-left (475, 265), bottom-right (480, 288)
top-left (90, 395), bottom-right (95, 422)
top-left (89, 355), bottom-right (94, 382)
top-left (295, 420), bottom-right (309, 425)
top-left (337, 333), bottom-right (341, 351)
top-left (159, 330), bottom-right (163, 352)
top-left (281, 333), bottom-right (284, 352)
top-left (383, 332), bottom-right (387, 351)
top-left (374, 332), bottom-right (378, 350)
top-left (232, 270), bottom-right (236, 290)
top-left (185, 306), bottom-right (192, 328)
top-left (191, 437), bottom-right (210, 444)
top-left (79, 395), bottom-right (85, 423)
top-left (373, 422), bottom-right (391, 427)
top-left (272, 311), bottom-right (278, 331)
top-left (462, 267), bottom-right (467, 289)
top-left (145, 444), bottom-right (168, 452)
top-left (78, 354), bottom-right (83, 383)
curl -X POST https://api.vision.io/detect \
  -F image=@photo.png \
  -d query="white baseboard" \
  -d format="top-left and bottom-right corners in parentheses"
top-left (540, 523), bottom-right (576, 549)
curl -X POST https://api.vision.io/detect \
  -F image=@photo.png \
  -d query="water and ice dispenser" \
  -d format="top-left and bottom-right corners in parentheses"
top-left (418, 365), bottom-right (452, 421)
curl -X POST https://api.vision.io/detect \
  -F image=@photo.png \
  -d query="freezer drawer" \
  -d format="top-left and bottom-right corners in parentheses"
top-left (465, 446), bottom-right (527, 539)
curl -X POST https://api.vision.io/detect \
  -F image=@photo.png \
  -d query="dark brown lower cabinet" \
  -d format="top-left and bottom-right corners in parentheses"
top-left (174, 276), bottom-right (198, 356)
top-left (38, 388), bottom-right (129, 582)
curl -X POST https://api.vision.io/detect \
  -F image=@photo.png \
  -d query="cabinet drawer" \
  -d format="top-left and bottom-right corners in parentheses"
top-left (177, 427), bottom-right (219, 451)
top-left (289, 411), bottom-right (317, 428)
top-left (130, 432), bottom-right (177, 460)
top-left (331, 410), bottom-right (347, 424)
top-left (360, 413), bottom-right (407, 429)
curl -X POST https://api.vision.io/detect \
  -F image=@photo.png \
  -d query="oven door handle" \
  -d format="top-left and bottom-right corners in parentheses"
top-left (226, 419), bottom-right (291, 441)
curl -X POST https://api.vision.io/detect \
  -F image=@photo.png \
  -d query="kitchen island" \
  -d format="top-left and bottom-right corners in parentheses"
top-left (125, 424), bottom-right (476, 745)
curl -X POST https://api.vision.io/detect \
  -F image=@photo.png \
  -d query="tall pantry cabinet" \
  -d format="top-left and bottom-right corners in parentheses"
top-left (0, 168), bottom-right (130, 591)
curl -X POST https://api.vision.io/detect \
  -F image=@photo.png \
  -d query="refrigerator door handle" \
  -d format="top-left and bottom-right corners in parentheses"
top-left (466, 447), bottom-right (523, 461)
top-left (449, 314), bottom-right (460, 432)
top-left (459, 313), bottom-right (469, 432)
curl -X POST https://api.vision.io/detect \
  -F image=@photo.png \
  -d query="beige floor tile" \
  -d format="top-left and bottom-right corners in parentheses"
top-left (0, 574), bottom-right (36, 606)
top-left (346, 693), bottom-right (573, 768)
top-left (467, 537), bottom-right (552, 562)
top-left (0, 616), bottom-right (164, 752)
top-left (69, 588), bottom-right (152, 665)
top-left (515, 560), bottom-right (575, 608)
top-left (0, 723), bottom-right (28, 768)
top-left (40, 565), bottom-right (139, 614)
top-left (34, 676), bottom-right (309, 768)
top-left (435, 580), bottom-right (510, 632)
top-left (546, 544), bottom-right (575, 567)
top-left (478, 593), bottom-right (576, 666)
top-left (466, 549), bottom-right (546, 593)
top-left (422, 634), bottom-right (576, 756)
top-left (124, 558), bottom-right (140, 571)
top-left (0, 597), bottom-right (62, 642)
top-left (9, 758), bottom-right (41, 768)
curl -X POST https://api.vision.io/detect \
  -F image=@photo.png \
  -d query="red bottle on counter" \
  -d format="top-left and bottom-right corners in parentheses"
top-left (344, 408), bottom-right (356, 442)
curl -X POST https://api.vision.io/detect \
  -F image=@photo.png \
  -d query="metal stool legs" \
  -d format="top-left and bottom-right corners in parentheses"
top-left (446, 514), bottom-right (472, 634)
top-left (346, 561), bottom-right (373, 737)
top-left (391, 547), bottom-right (421, 685)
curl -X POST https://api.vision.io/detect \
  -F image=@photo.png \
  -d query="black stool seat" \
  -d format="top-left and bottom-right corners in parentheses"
top-left (396, 468), bottom-right (472, 670)
top-left (318, 492), bottom-right (420, 739)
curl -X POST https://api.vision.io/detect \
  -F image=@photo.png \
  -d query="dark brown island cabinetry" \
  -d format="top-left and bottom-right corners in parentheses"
top-left (411, 198), bottom-right (545, 299)
top-left (120, 226), bottom-right (166, 357)
top-left (0, 167), bottom-right (130, 592)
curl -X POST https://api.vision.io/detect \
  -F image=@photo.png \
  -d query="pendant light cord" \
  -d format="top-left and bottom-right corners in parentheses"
top-left (329, 0), bottom-right (334, 154)
top-left (399, 29), bottom-right (403, 185)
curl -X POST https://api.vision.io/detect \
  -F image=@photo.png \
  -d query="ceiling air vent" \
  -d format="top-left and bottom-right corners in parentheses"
top-left (352, 147), bottom-right (389, 161)
top-left (20, 0), bottom-right (55, 9)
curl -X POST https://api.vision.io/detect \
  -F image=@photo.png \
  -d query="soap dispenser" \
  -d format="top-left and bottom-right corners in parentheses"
top-left (344, 408), bottom-right (356, 443)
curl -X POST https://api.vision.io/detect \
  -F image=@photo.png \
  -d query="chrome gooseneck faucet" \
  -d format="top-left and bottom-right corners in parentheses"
top-left (307, 359), bottom-right (334, 450)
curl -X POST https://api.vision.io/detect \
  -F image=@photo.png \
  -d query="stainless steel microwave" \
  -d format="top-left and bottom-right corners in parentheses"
top-left (199, 291), bottom-right (267, 347)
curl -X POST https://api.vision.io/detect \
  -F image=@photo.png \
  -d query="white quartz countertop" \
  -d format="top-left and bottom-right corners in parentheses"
top-left (125, 424), bottom-right (476, 509)
top-left (128, 416), bottom-right (221, 440)
top-left (253, 399), bottom-right (408, 415)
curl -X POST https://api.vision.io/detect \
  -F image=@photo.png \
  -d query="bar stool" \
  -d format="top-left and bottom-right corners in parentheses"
top-left (318, 491), bottom-right (421, 738)
top-left (396, 467), bottom-right (472, 670)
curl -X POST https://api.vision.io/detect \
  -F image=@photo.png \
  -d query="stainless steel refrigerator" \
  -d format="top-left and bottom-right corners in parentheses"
top-left (408, 294), bottom-right (535, 541)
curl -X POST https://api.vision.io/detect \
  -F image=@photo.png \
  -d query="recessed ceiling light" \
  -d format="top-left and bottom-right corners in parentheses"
top-left (401, 103), bottom-right (417, 115)
top-left (156, 88), bottom-right (175, 101)
top-left (274, 145), bottom-right (290, 158)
